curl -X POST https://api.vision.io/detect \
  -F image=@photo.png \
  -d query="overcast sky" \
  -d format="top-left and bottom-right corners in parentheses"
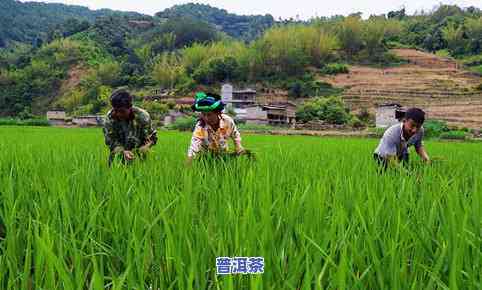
top-left (22, 0), bottom-right (482, 19)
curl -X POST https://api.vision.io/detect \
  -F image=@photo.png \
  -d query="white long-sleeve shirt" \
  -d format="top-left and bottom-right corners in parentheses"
top-left (187, 114), bottom-right (243, 158)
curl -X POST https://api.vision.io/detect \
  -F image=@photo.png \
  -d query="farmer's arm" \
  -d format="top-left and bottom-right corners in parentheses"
top-left (186, 124), bottom-right (204, 164)
top-left (230, 120), bottom-right (244, 153)
top-left (416, 146), bottom-right (430, 162)
top-left (414, 129), bottom-right (430, 163)
top-left (103, 118), bottom-right (124, 154)
top-left (139, 114), bottom-right (157, 153)
top-left (380, 126), bottom-right (400, 167)
top-left (104, 118), bottom-right (135, 160)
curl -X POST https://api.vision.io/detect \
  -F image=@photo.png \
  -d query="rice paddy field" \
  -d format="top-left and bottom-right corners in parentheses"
top-left (0, 126), bottom-right (481, 290)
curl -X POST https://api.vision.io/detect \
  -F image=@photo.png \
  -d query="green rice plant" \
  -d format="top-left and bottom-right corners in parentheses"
top-left (0, 127), bottom-right (480, 289)
top-left (0, 118), bottom-right (50, 126)
top-left (439, 130), bottom-right (468, 140)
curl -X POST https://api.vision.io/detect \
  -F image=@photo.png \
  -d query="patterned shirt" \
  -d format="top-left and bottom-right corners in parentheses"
top-left (374, 123), bottom-right (424, 158)
top-left (187, 114), bottom-right (243, 158)
top-left (103, 106), bottom-right (157, 153)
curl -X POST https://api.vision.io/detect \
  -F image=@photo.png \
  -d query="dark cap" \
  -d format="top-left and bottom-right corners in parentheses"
top-left (110, 89), bottom-right (132, 109)
top-left (404, 107), bottom-right (425, 124)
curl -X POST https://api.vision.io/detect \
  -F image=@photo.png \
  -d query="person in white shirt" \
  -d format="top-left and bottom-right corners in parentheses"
top-left (374, 107), bottom-right (430, 170)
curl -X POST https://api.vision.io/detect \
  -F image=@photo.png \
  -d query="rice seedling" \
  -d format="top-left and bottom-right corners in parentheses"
top-left (0, 126), bottom-right (480, 289)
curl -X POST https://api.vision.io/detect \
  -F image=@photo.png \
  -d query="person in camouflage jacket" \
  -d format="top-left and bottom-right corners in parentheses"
top-left (103, 89), bottom-right (157, 165)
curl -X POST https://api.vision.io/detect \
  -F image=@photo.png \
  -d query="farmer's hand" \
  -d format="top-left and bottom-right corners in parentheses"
top-left (185, 156), bottom-right (193, 166)
top-left (139, 144), bottom-right (150, 155)
top-left (123, 150), bottom-right (134, 161)
top-left (235, 147), bottom-right (245, 155)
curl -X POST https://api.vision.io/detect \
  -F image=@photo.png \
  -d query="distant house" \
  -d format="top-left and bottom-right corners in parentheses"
top-left (221, 83), bottom-right (233, 107)
top-left (376, 103), bottom-right (404, 128)
top-left (46, 111), bottom-right (67, 126)
top-left (233, 89), bottom-right (256, 102)
top-left (243, 105), bottom-right (269, 125)
top-left (262, 102), bottom-right (297, 125)
top-left (72, 115), bottom-right (103, 127)
top-left (221, 83), bottom-right (257, 110)
top-left (174, 97), bottom-right (195, 106)
top-left (221, 83), bottom-right (298, 125)
top-left (163, 110), bottom-right (189, 126)
top-left (144, 89), bottom-right (170, 101)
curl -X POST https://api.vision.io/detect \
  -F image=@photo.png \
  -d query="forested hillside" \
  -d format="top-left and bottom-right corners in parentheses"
top-left (0, 0), bottom-right (146, 47)
top-left (0, 2), bottom-right (480, 121)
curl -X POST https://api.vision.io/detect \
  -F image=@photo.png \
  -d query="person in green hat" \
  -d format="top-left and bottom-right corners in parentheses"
top-left (186, 92), bottom-right (245, 164)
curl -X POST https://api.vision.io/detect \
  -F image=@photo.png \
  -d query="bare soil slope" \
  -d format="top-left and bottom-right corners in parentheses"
top-left (318, 48), bottom-right (482, 128)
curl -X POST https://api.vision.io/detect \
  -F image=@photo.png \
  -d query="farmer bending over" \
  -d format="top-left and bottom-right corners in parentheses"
top-left (373, 107), bottom-right (430, 169)
top-left (103, 89), bottom-right (157, 165)
top-left (186, 92), bottom-right (245, 164)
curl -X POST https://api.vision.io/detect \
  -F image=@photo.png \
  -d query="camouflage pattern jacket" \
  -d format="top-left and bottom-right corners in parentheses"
top-left (103, 106), bottom-right (157, 153)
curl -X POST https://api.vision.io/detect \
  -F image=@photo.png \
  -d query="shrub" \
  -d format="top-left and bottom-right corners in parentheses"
top-left (320, 63), bottom-right (349, 75)
top-left (369, 127), bottom-right (387, 138)
top-left (349, 116), bottom-right (365, 129)
top-left (0, 118), bottom-right (50, 126)
top-left (356, 107), bottom-right (374, 125)
top-left (167, 115), bottom-right (197, 131)
top-left (287, 79), bottom-right (343, 98)
top-left (424, 120), bottom-right (449, 138)
top-left (439, 130), bottom-right (468, 140)
top-left (296, 96), bottom-right (351, 124)
top-left (143, 101), bottom-right (169, 120)
top-left (192, 56), bottom-right (239, 85)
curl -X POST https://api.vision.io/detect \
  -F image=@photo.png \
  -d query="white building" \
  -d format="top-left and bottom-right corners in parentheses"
top-left (376, 103), bottom-right (403, 128)
top-left (221, 83), bottom-right (233, 110)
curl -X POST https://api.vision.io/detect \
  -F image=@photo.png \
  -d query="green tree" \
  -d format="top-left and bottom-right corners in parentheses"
top-left (363, 20), bottom-right (386, 58)
top-left (192, 56), bottom-right (239, 84)
top-left (442, 23), bottom-right (467, 55)
top-left (337, 17), bottom-right (364, 58)
top-left (151, 53), bottom-right (186, 89)
top-left (465, 17), bottom-right (482, 54)
top-left (96, 61), bottom-right (121, 87)
top-left (148, 17), bottom-right (219, 50)
top-left (296, 96), bottom-right (351, 124)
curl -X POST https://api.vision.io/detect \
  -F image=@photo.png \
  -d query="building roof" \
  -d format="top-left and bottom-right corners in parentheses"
top-left (229, 100), bottom-right (256, 103)
top-left (268, 101), bottom-right (297, 107)
top-left (262, 105), bottom-right (286, 110)
top-left (73, 115), bottom-right (101, 119)
top-left (156, 97), bottom-right (194, 105)
top-left (176, 97), bottom-right (195, 105)
top-left (377, 103), bottom-right (402, 108)
top-left (233, 89), bottom-right (256, 94)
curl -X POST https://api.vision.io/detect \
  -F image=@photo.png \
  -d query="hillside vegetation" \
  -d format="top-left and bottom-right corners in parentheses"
top-left (0, 3), bottom-right (480, 126)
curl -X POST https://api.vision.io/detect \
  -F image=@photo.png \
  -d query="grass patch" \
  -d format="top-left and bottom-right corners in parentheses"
top-left (0, 127), bottom-right (480, 288)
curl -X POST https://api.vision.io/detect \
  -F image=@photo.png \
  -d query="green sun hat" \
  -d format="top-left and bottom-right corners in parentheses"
top-left (191, 91), bottom-right (225, 112)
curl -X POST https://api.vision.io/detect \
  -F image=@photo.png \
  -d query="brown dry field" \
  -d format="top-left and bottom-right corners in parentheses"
top-left (317, 49), bottom-right (482, 128)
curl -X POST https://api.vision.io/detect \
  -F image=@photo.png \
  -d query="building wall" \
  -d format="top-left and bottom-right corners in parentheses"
top-left (46, 111), bottom-right (66, 120)
top-left (245, 119), bottom-right (269, 125)
top-left (245, 106), bottom-right (267, 120)
top-left (221, 84), bottom-right (233, 108)
top-left (48, 119), bottom-right (67, 126)
top-left (376, 107), bottom-right (400, 128)
top-left (233, 92), bottom-right (256, 101)
top-left (72, 117), bottom-right (99, 127)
